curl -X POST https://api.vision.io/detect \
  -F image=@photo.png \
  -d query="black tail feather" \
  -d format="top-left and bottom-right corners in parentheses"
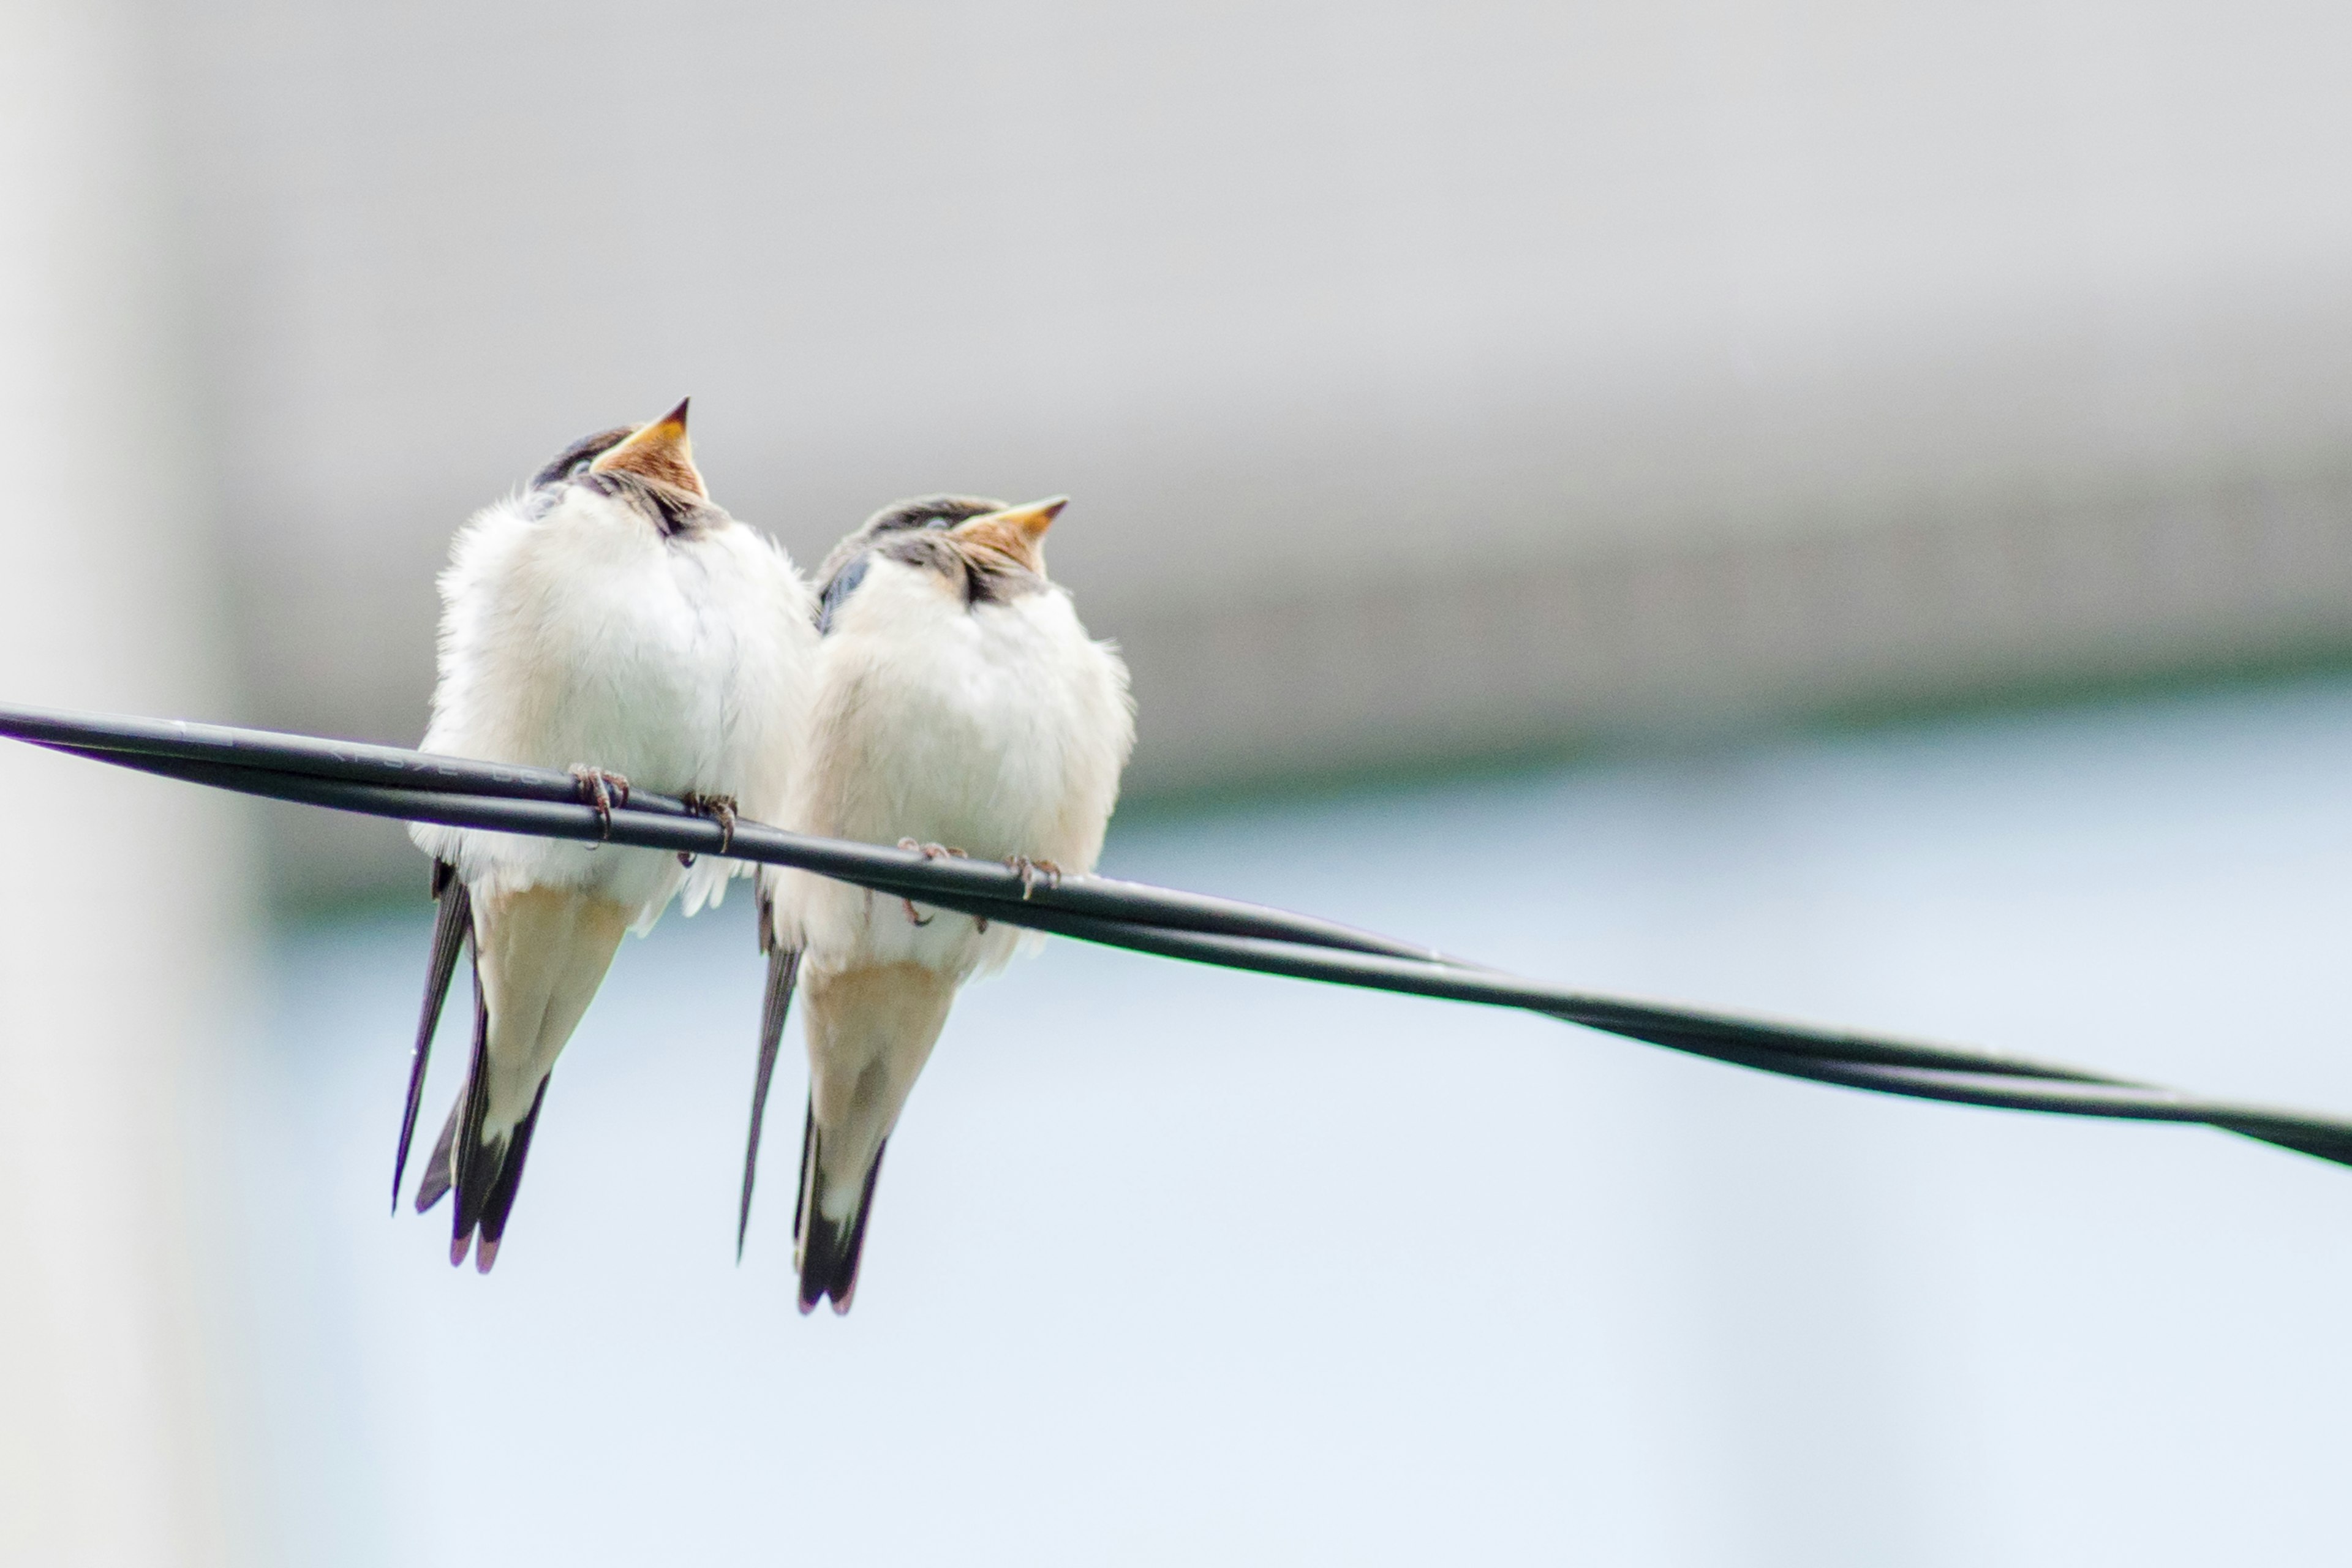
top-left (791, 1101), bottom-right (812, 1246)
top-left (395, 862), bottom-right (469, 1212)
top-left (472, 1075), bottom-right (550, 1272)
top-left (407, 892), bottom-right (557, 1271)
top-left (795, 1109), bottom-right (888, 1315)
top-left (414, 1100), bottom-right (458, 1213)
top-left (449, 970), bottom-right (497, 1260)
top-left (426, 949), bottom-right (552, 1273)
top-left (413, 933), bottom-right (484, 1216)
top-left (737, 919), bottom-right (801, 1261)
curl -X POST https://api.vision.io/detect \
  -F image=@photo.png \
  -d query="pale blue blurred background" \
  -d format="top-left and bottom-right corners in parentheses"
top-left (232, 679), bottom-right (2352, 1566)
top-left (9, 0), bottom-right (2352, 1560)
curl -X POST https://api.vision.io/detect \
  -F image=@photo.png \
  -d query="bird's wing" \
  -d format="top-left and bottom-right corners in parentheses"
top-left (412, 948), bottom-right (485, 1219)
top-left (394, 861), bottom-right (470, 1212)
top-left (739, 894), bottom-right (803, 1260)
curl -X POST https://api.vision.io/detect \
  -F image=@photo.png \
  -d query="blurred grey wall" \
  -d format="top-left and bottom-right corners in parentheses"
top-left (151, 0), bottom-right (2352, 899)
top-left (0, 0), bottom-right (258, 1560)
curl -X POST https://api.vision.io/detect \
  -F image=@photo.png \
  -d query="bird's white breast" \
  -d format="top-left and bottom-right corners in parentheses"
top-left (781, 554), bottom-right (1134, 976)
top-left (412, 486), bottom-right (816, 927)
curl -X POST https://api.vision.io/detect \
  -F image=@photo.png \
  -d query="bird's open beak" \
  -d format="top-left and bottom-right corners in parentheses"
top-left (953, 497), bottom-right (1066, 569)
top-left (589, 398), bottom-right (704, 497)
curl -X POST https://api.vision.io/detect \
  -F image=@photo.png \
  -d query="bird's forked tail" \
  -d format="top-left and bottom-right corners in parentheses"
top-left (412, 964), bottom-right (550, 1274)
top-left (794, 1102), bottom-right (888, 1315)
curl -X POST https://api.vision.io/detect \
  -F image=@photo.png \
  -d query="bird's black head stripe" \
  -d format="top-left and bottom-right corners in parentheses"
top-left (529, 427), bottom-right (635, 492)
top-left (864, 496), bottom-right (1002, 535)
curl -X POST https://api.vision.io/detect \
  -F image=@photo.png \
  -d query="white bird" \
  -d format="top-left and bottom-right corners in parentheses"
top-left (401, 401), bottom-right (816, 1271)
top-left (742, 494), bottom-right (1134, 1313)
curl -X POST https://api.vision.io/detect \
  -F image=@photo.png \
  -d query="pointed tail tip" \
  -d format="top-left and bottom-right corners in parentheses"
top-left (476, 1237), bottom-right (500, 1274)
top-left (448, 1232), bottom-right (470, 1268)
top-left (793, 1270), bottom-right (858, 1316)
top-left (793, 1286), bottom-right (854, 1316)
top-left (791, 1122), bottom-right (880, 1317)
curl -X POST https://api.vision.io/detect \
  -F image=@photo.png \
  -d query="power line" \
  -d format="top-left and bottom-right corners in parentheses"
top-left (9, 699), bottom-right (2351, 1172)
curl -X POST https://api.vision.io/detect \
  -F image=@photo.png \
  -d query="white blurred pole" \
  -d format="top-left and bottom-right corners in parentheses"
top-left (0, 2), bottom-right (257, 1564)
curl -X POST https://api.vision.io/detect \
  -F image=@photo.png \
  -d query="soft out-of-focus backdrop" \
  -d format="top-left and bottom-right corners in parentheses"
top-left (161, 0), bottom-right (2352, 900)
top-left (6, 0), bottom-right (2352, 1562)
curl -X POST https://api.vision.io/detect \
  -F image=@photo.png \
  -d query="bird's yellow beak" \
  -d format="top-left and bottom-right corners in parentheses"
top-left (952, 497), bottom-right (1066, 570)
top-left (590, 398), bottom-right (704, 497)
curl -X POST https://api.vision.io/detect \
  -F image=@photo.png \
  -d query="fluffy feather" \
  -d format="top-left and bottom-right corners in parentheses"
top-left (411, 479), bottom-right (815, 926)
top-left (773, 552), bottom-right (1132, 971)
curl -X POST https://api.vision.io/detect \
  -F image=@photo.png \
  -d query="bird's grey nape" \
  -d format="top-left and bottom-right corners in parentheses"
top-left (814, 554), bottom-right (869, 635)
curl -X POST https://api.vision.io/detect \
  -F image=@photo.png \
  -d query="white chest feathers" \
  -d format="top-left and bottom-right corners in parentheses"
top-left (780, 554), bottom-right (1134, 978)
top-left (413, 484), bottom-right (816, 924)
top-left (799, 556), bottom-right (1134, 864)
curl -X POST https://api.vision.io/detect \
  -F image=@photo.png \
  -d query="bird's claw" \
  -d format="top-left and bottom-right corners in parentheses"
top-left (678, 792), bottom-right (739, 864)
top-left (569, 765), bottom-right (631, 839)
top-left (1006, 855), bottom-right (1063, 899)
top-left (896, 839), bottom-right (966, 925)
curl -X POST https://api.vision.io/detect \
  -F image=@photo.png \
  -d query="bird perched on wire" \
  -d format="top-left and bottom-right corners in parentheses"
top-left (400, 400), bottom-right (816, 1272)
top-left (741, 494), bottom-right (1134, 1313)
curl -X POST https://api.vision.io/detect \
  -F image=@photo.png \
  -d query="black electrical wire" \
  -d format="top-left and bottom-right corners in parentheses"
top-left (0, 702), bottom-right (1438, 960)
top-left (9, 699), bottom-right (2351, 1172)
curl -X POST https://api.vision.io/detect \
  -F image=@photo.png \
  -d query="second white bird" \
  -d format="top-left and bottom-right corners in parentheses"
top-left (747, 494), bottom-right (1135, 1313)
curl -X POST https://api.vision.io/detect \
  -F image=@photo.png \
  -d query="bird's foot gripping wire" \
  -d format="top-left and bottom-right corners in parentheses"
top-left (895, 838), bottom-right (967, 926)
top-left (1005, 855), bottom-right (1063, 899)
top-left (568, 765), bottom-right (631, 838)
top-left (677, 792), bottom-right (739, 865)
